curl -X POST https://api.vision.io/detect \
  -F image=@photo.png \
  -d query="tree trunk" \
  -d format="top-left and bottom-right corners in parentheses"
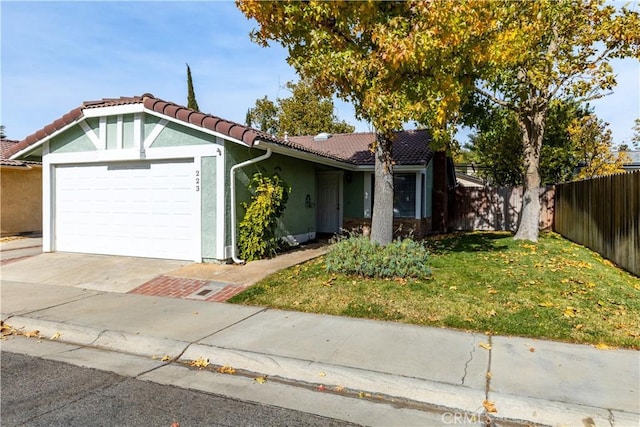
top-left (514, 110), bottom-right (545, 242)
top-left (370, 134), bottom-right (394, 245)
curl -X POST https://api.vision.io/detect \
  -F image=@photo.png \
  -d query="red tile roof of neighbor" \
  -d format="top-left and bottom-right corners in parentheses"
top-left (7, 94), bottom-right (433, 166)
top-left (1, 138), bottom-right (41, 167)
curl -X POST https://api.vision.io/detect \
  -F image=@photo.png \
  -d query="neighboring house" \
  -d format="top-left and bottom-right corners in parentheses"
top-left (621, 151), bottom-right (640, 171)
top-left (453, 163), bottom-right (486, 188)
top-left (9, 94), bottom-right (445, 262)
top-left (1, 138), bottom-right (42, 236)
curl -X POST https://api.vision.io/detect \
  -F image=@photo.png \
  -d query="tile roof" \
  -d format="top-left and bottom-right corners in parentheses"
top-left (1, 138), bottom-right (40, 167)
top-left (287, 130), bottom-right (433, 166)
top-left (5, 94), bottom-right (280, 159)
top-left (7, 93), bottom-right (433, 167)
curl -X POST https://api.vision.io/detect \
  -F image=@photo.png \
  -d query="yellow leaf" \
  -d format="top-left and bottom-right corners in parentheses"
top-left (593, 343), bottom-right (612, 350)
top-left (255, 376), bottom-right (267, 384)
top-left (217, 365), bottom-right (236, 374)
top-left (563, 307), bottom-right (578, 318)
top-left (24, 330), bottom-right (40, 338)
top-left (189, 357), bottom-right (210, 369)
top-left (486, 310), bottom-right (497, 317)
top-left (318, 371), bottom-right (326, 377)
top-left (50, 332), bottom-right (61, 340)
top-left (538, 301), bottom-right (554, 307)
top-left (479, 342), bottom-right (492, 350)
top-left (161, 355), bottom-right (172, 362)
top-left (483, 400), bottom-right (498, 413)
top-left (449, 286), bottom-right (457, 290)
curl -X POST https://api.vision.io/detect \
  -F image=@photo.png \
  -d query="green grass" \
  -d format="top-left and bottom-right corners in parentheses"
top-left (229, 231), bottom-right (640, 348)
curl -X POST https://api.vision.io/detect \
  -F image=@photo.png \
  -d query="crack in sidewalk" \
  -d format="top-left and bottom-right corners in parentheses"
top-left (461, 334), bottom-right (477, 386)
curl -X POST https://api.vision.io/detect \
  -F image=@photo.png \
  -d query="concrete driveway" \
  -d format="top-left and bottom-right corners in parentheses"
top-left (1, 245), bottom-right (188, 293)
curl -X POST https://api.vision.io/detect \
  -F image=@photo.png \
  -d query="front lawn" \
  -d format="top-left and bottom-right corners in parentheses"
top-left (229, 232), bottom-right (640, 348)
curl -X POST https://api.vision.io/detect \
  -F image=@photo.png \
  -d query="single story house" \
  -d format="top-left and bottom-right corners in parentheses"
top-left (1, 138), bottom-right (42, 236)
top-left (8, 94), bottom-right (450, 262)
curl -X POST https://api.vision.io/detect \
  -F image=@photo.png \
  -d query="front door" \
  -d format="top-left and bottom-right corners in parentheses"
top-left (316, 172), bottom-right (342, 233)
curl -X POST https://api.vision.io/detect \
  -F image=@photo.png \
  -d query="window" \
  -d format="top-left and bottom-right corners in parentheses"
top-left (393, 174), bottom-right (416, 218)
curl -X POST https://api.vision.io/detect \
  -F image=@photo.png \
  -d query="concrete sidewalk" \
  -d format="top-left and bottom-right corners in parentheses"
top-left (1, 280), bottom-right (638, 427)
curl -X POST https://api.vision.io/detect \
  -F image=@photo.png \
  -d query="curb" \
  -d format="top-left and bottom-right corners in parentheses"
top-left (4, 316), bottom-right (636, 427)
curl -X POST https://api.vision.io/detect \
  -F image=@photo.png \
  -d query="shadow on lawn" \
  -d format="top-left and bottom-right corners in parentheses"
top-left (423, 232), bottom-right (511, 254)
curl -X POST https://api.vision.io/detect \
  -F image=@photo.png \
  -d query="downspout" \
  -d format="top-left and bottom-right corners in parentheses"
top-left (230, 144), bottom-right (272, 264)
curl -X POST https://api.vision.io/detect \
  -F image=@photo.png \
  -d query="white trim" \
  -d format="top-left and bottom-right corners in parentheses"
top-left (99, 117), bottom-right (107, 149)
top-left (193, 157), bottom-right (203, 262)
top-left (79, 120), bottom-right (101, 149)
top-left (82, 104), bottom-right (145, 118)
top-left (133, 112), bottom-right (143, 150)
top-left (143, 108), bottom-right (249, 148)
top-left (45, 145), bottom-right (222, 165)
top-left (281, 232), bottom-right (317, 246)
top-left (143, 118), bottom-right (168, 149)
top-left (216, 148), bottom-right (226, 260)
top-left (42, 142), bottom-right (52, 252)
top-left (116, 115), bottom-right (123, 149)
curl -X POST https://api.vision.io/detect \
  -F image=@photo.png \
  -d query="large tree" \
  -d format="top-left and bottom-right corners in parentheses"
top-left (246, 79), bottom-right (355, 137)
top-left (237, 1), bottom-right (484, 244)
top-left (238, 0), bottom-right (639, 243)
top-left (471, 1), bottom-right (639, 240)
top-left (464, 100), bottom-right (592, 186)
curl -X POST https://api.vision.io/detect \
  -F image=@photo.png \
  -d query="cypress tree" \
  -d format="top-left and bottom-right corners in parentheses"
top-left (186, 63), bottom-right (200, 112)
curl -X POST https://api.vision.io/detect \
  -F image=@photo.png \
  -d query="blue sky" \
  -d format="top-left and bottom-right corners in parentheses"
top-left (1, 1), bottom-right (638, 146)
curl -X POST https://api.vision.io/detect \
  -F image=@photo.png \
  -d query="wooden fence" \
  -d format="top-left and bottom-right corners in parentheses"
top-left (449, 186), bottom-right (555, 232)
top-left (554, 171), bottom-right (639, 276)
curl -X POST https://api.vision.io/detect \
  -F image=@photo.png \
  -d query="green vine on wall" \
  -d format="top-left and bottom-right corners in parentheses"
top-left (238, 172), bottom-right (291, 261)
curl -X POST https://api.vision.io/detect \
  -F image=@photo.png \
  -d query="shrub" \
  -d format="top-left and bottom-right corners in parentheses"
top-left (238, 172), bottom-right (290, 261)
top-left (325, 236), bottom-right (431, 278)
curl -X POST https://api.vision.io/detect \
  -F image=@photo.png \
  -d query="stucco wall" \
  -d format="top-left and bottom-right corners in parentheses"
top-left (1, 166), bottom-right (43, 235)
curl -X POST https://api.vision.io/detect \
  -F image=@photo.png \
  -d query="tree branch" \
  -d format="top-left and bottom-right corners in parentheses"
top-left (474, 86), bottom-right (517, 112)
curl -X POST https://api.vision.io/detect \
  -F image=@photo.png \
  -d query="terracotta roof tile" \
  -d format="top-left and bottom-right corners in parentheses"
top-left (8, 93), bottom-right (432, 167)
top-left (287, 130), bottom-right (432, 166)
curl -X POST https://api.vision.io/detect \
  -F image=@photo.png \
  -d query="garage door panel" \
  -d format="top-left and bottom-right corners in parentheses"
top-left (54, 160), bottom-right (198, 260)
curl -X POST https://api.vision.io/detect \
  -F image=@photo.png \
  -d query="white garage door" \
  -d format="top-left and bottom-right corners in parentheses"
top-left (54, 160), bottom-right (197, 260)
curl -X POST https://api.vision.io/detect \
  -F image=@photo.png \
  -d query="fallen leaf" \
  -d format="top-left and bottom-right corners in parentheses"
top-left (161, 355), bottom-right (172, 362)
top-left (333, 385), bottom-right (345, 392)
top-left (486, 371), bottom-right (492, 379)
top-left (171, 422), bottom-right (180, 427)
top-left (483, 399), bottom-right (498, 413)
top-left (529, 347), bottom-right (535, 353)
top-left (24, 330), bottom-right (40, 338)
top-left (318, 371), bottom-right (326, 377)
top-left (217, 365), bottom-right (236, 375)
top-left (538, 301), bottom-right (554, 307)
top-left (593, 343), bottom-right (612, 350)
top-left (563, 307), bottom-right (578, 318)
top-left (255, 376), bottom-right (267, 384)
top-left (316, 384), bottom-right (325, 391)
top-left (449, 286), bottom-right (457, 290)
top-left (189, 357), bottom-right (210, 369)
top-left (358, 391), bottom-right (371, 398)
top-left (50, 332), bottom-right (61, 340)
top-left (479, 342), bottom-right (492, 350)
top-left (486, 310), bottom-right (497, 317)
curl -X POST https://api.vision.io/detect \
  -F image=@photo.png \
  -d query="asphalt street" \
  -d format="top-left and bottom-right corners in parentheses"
top-left (1, 351), bottom-right (359, 427)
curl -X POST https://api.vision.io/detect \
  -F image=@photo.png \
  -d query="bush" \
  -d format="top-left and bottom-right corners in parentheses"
top-left (238, 172), bottom-right (290, 261)
top-left (325, 236), bottom-right (431, 278)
